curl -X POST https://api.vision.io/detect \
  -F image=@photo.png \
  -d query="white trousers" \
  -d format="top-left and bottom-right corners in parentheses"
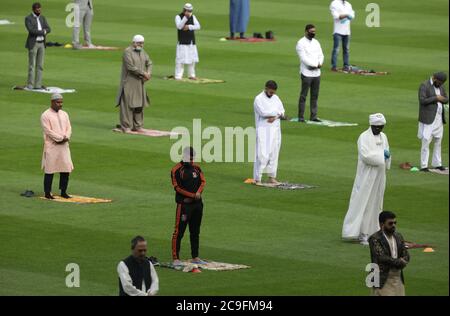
top-left (253, 128), bottom-right (281, 181)
top-left (421, 137), bottom-right (442, 168)
top-left (175, 63), bottom-right (196, 79)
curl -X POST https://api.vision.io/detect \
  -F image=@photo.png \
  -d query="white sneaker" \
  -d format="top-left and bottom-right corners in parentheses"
top-left (87, 43), bottom-right (96, 48)
top-left (359, 234), bottom-right (369, 246)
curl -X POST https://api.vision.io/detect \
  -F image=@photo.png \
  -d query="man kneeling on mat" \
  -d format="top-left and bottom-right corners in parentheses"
top-left (170, 147), bottom-right (207, 266)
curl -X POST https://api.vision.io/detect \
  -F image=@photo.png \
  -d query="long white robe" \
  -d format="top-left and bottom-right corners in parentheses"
top-left (342, 128), bottom-right (391, 239)
top-left (253, 91), bottom-right (285, 181)
top-left (175, 15), bottom-right (200, 64)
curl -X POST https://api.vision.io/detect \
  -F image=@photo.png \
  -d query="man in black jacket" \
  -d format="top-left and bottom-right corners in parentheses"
top-left (117, 236), bottom-right (159, 296)
top-left (25, 2), bottom-right (51, 89)
top-left (170, 147), bottom-right (206, 266)
top-left (418, 72), bottom-right (448, 172)
top-left (369, 211), bottom-right (410, 296)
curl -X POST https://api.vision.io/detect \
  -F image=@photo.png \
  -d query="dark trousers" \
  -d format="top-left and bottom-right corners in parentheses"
top-left (171, 201), bottom-right (203, 260)
top-left (298, 74), bottom-right (321, 120)
top-left (44, 173), bottom-right (69, 194)
top-left (331, 33), bottom-right (350, 69)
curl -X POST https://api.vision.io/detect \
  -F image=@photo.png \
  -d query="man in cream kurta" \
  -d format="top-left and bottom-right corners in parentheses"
top-left (41, 94), bottom-right (74, 199)
top-left (116, 35), bottom-right (152, 132)
top-left (253, 80), bottom-right (286, 185)
top-left (342, 113), bottom-right (391, 245)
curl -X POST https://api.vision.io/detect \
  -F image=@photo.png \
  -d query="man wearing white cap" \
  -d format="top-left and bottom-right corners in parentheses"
top-left (116, 35), bottom-right (152, 132)
top-left (342, 113), bottom-right (391, 245)
top-left (40, 94), bottom-right (74, 199)
top-left (174, 3), bottom-right (201, 80)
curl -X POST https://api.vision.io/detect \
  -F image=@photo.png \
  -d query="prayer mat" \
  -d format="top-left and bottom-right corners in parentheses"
top-left (0, 19), bottom-right (14, 25)
top-left (13, 86), bottom-right (76, 94)
top-left (334, 66), bottom-right (388, 76)
top-left (112, 127), bottom-right (182, 137)
top-left (78, 45), bottom-right (120, 51)
top-left (244, 179), bottom-right (316, 190)
top-left (160, 260), bottom-right (250, 272)
top-left (405, 241), bottom-right (434, 250)
top-left (163, 75), bottom-right (225, 84)
top-left (290, 117), bottom-right (358, 127)
top-left (429, 168), bottom-right (449, 175)
top-left (223, 37), bottom-right (276, 43)
top-left (39, 195), bottom-right (112, 204)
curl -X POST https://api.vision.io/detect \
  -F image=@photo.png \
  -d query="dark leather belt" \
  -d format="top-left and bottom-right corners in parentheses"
top-left (36, 40), bottom-right (44, 43)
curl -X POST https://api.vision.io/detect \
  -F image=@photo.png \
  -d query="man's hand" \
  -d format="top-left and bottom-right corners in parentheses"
top-left (194, 192), bottom-right (201, 200)
top-left (184, 11), bottom-right (192, 18)
top-left (267, 117), bottom-right (276, 123)
top-left (437, 95), bottom-right (446, 103)
top-left (339, 14), bottom-right (349, 20)
top-left (142, 73), bottom-right (150, 81)
top-left (183, 25), bottom-right (190, 31)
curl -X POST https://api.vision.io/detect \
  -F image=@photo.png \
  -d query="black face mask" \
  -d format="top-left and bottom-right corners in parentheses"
top-left (433, 81), bottom-right (441, 88)
top-left (307, 32), bottom-right (315, 39)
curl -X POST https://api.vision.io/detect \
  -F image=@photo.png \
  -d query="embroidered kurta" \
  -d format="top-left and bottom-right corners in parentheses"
top-left (40, 108), bottom-right (74, 174)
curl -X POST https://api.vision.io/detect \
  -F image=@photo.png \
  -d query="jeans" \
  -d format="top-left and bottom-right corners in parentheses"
top-left (331, 33), bottom-right (350, 68)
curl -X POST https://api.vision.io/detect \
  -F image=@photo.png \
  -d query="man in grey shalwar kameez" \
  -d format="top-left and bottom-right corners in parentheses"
top-left (116, 35), bottom-right (152, 132)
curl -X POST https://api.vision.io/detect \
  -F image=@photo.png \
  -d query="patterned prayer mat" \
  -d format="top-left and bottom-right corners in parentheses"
top-left (223, 37), bottom-right (276, 43)
top-left (159, 261), bottom-right (250, 272)
top-left (290, 118), bottom-right (358, 127)
top-left (39, 195), bottom-right (112, 204)
top-left (334, 66), bottom-right (388, 76)
top-left (244, 179), bottom-right (316, 190)
top-left (0, 20), bottom-right (15, 25)
top-left (429, 168), bottom-right (449, 175)
top-left (163, 75), bottom-right (225, 84)
top-left (13, 86), bottom-right (76, 94)
top-left (112, 127), bottom-right (182, 137)
top-left (405, 241), bottom-right (434, 250)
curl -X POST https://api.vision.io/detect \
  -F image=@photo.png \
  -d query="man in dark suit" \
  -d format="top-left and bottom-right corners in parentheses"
top-left (418, 72), bottom-right (448, 172)
top-left (369, 211), bottom-right (410, 296)
top-left (25, 2), bottom-right (51, 89)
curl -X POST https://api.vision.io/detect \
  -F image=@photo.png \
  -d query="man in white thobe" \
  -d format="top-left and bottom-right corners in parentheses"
top-left (342, 113), bottom-right (391, 245)
top-left (253, 80), bottom-right (286, 186)
top-left (417, 72), bottom-right (448, 172)
top-left (175, 3), bottom-right (201, 80)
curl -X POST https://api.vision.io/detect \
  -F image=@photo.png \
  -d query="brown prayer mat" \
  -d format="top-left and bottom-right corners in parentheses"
top-left (78, 45), bottom-right (120, 51)
top-left (112, 128), bottom-right (182, 137)
top-left (163, 75), bottom-right (225, 84)
top-left (39, 195), bottom-right (112, 204)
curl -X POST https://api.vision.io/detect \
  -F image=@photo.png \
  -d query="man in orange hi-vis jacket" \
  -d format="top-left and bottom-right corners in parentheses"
top-left (170, 147), bottom-right (206, 266)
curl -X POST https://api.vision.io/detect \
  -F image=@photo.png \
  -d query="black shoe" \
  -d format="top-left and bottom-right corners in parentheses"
top-left (45, 193), bottom-right (55, 199)
top-left (420, 168), bottom-right (430, 172)
top-left (311, 118), bottom-right (322, 122)
top-left (298, 118), bottom-right (306, 123)
top-left (434, 166), bottom-right (447, 171)
top-left (60, 192), bottom-right (71, 199)
top-left (331, 67), bottom-right (337, 72)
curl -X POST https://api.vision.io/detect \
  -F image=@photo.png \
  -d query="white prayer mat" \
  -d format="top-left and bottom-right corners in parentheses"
top-left (39, 195), bottom-right (112, 204)
top-left (13, 86), bottom-right (76, 94)
top-left (290, 118), bottom-right (358, 127)
top-left (112, 128), bottom-right (182, 137)
top-left (222, 37), bottom-right (276, 43)
top-left (0, 19), bottom-right (15, 25)
top-left (159, 261), bottom-right (250, 272)
top-left (429, 168), bottom-right (449, 175)
top-left (78, 45), bottom-right (120, 51)
top-left (163, 75), bottom-right (225, 84)
top-left (257, 182), bottom-right (316, 190)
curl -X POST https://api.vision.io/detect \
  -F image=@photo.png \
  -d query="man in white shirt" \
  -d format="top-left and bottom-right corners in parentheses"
top-left (253, 80), bottom-right (286, 185)
top-left (330, 0), bottom-right (355, 71)
top-left (418, 72), bottom-right (448, 172)
top-left (296, 24), bottom-right (324, 123)
top-left (117, 236), bottom-right (159, 296)
top-left (175, 3), bottom-right (201, 80)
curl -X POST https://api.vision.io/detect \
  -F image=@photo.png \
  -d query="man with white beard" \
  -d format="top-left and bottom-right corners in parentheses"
top-left (342, 113), bottom-right (391, 245)
top-left (253, 80), bottom-right (286, 186)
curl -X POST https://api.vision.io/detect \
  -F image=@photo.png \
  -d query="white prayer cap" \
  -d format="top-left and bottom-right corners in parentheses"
top-left (183, 3), bottom-right (193, 10)
top-left (51, 93), bottom-right (63, 101)
top-left (132, 34), bottom-right (145, 43)
top-left (369, 113), bottom-right (386, 126)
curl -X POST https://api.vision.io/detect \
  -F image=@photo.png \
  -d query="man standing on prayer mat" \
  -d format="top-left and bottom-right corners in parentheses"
top-left (40, 94), bottom-right (74, 199)
top-left (330, 0), bottom-right (355, 71)
top-left (115, 34), bottom-right (152, 132)
top-left (72, 0), bottom-right (95, 49)
top-left (171, 147), bottom-right (206, 266)
top-left (25, 2), bottom-right (51, 90)
top-left (296, 24), bottom-right (324, 123)
top-left (417, 72), bottom-right (448, 172)
top-left (229, 0), bottom-right (250, 39)
top-left (342, 113), bottom-right (391, 245)
top-left (369, 211), bottom-right (409, 296)
top-left (253, 80), bottom-right (286, 186)
top-left (175, 3), bottom-right (201, 80)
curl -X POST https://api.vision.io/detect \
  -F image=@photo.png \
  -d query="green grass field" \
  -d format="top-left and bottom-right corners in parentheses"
top-left (0, 0), bottom-right (448, 296)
